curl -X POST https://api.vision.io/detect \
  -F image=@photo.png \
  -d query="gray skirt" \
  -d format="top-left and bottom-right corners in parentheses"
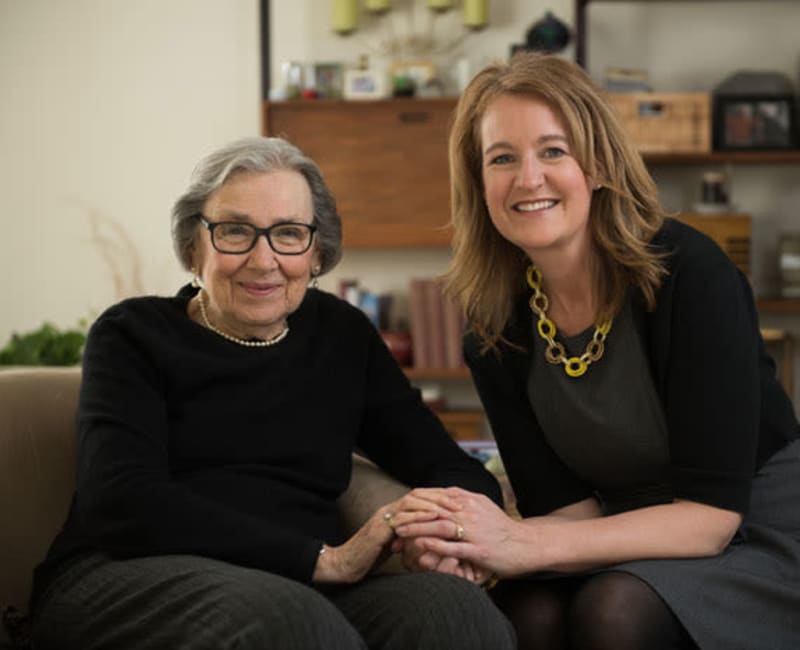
top-left (611, 439), bottom-right (800, 650)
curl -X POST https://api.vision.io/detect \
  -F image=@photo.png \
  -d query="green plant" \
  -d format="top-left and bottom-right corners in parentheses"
top-left (0, 322), bottom-right (87, 366)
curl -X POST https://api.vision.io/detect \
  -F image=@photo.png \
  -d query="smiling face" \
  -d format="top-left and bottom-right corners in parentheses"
top-left (480, 93), bottom-right (596, 262)
top-left (193, 169), bottom-right (319, 341)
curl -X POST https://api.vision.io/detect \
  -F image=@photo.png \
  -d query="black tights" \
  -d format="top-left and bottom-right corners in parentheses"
top-left (491, 571), bottom-right (699, 650)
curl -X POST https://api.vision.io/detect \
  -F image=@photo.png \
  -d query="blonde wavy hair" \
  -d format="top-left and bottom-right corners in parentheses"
top-left (445, 53), bottom-right (667, 350)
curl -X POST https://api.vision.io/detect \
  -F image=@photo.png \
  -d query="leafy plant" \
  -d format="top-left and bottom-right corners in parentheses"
top-left (0, 322), bottom-right (87, 366)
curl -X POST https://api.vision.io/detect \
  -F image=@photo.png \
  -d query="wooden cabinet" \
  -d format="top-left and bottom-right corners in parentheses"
top-left (674, 213), bottom-right (751, 276)
top-left (262, 98), bottom-right (456, 248)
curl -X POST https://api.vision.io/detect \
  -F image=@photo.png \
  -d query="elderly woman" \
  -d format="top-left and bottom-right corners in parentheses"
top-left (30, 137), bottom-right (515, 650)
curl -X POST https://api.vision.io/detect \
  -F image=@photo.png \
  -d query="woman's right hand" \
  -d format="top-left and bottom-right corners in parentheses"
top-left (312, 487), bottom-right (462, 584)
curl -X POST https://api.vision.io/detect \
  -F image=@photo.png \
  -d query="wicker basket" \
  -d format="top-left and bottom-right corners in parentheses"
top-left (607, 92), bottom-right (711, 154)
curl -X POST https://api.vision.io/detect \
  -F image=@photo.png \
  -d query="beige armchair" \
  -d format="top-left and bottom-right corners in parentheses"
top-left (0, 367), bottom-right (408, 646)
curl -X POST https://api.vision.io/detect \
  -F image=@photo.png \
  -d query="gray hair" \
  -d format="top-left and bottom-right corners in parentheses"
top-left (171, 136), bottom-right (342, 274)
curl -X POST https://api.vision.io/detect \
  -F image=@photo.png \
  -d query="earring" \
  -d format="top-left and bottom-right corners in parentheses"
top-left (190, 267), bottom-right (202, 289)
top-left (310, 266), bottom-right (321, 289)
top-left (594, 183), bottom-right (603, 190)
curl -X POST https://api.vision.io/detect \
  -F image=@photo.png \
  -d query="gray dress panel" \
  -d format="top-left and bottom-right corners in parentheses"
top-left (528, 302), bottom-right (800, 649)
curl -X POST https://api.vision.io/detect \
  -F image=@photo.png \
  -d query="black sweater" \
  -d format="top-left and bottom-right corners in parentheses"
top-left (34, 286), bottom-right (500, 602)
top-left (466, 218), bottom-right (799, 518)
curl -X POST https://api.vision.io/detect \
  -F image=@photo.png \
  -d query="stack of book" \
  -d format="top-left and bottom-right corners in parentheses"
top-left (407, 278), bottom-right (466, 370)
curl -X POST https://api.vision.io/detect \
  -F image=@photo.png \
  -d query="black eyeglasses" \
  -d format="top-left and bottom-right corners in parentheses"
top-left (195, 214), bottom-right (317, 255)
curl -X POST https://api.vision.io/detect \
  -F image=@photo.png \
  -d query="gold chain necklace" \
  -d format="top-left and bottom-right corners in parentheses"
top-left (197, 289), bottom-right (289, 347)
top-left (526, 265), bottom-right (612, 378)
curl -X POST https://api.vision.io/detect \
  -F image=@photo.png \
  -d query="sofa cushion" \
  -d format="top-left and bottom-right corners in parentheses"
top-left (0, 367), bottom-right (80, 644)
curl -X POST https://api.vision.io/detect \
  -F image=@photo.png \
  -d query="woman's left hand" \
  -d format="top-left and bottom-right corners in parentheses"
top-left (392, 487), bottom-right (529, 578)
top-left (393, 535), bottom-right (495, 585)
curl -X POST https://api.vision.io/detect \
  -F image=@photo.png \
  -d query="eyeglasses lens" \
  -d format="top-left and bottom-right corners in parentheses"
top-left (213, 222), bottom-right (313, 254)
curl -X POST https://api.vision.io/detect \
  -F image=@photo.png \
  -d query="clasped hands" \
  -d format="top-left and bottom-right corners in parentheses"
top-left (314, 486), bottom-right (519, 585)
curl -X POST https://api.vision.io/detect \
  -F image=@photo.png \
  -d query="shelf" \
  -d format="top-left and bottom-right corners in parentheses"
top-left (757, 297), bottom-right (800, 313)
top-left (644, 150), bottom-right (800, 165)
top-left (435, 409), bottom-right (485, 441)
top-left (402, 367), bottom-right (471, 380)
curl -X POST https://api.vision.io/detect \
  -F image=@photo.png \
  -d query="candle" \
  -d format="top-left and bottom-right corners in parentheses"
top-left (428, 0), bottom-right (454, 11)
top-left (333, 0), bottom-right (358, 34)
top-left (463, 0), bottom-right (488, 29)
top-left (365, 0), bottom-right (391, 12)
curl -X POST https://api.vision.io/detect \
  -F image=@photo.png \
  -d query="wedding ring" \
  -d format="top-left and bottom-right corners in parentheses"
top-left (455, 523), bottom-right (465, 541)
top-left (384, 511), bottom-right (395, 529)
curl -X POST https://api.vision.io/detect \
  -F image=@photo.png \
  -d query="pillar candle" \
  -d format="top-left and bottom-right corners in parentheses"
top-left (365, 0), bottom-right (391, 12)
top-left (463, 0), bottom-right (488, 29)
top-left (427, 0), bottom-right (454, 11)
top-left (333, 0), bottom-right (358, 34)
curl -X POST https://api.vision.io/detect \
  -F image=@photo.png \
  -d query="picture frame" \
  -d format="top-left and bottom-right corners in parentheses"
top-left (713, 95), bottom-right (798, 150)
top-left (390, 60), bottom-right (436, 92)
top-left (314, 62), bottom-right (344, 99)
top-left (343, 68), bottom-right (388, 100)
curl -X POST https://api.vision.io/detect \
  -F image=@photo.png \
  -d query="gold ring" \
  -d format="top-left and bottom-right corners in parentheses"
top-left (455, 523), bottom-right (465, 541)
top-left (384, 511), bottom-right (395, 529)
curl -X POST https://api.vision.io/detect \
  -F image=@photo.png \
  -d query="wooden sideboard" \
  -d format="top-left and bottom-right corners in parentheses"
top-left (263, 98), bottom-right (456, 248)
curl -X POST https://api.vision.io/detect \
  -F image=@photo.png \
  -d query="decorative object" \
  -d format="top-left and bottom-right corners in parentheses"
top-left (526, 265), bottom-right (613, 378)
top-left (390, 59), bottom-right (435, 96)
top-left (343, 67), bottom-right (388, 99)
top-left (692, 169), bottom-right (738, 214)
top-left (81, 205), bottom-right (145, 301)
top-left (779, 233), bottom-right (800, 298)
top-left (0, 322), bottom-right (87, 366)
top-left (462, 0), bottom-right (488, 29)
top-left (380, 330), bottom-right (413, 366)
top-left (331, 0), bottom-right (489, 58)
top-left (279, 61), bottom-right (304, 99)
top-left (314, 62), bottom-right (344, 98)
top-left (365, 0), bottom-right (391, 12)
top-left (525, 11), bottom-right (570, 53)
top-left (428, 0), bottom-right (454, 10)
top-left (333, 0), bottom-right (358, 35)
top-left (603, 67), bottom-right (651, 93)
top-left (198, 290), bottom-right (289, 347)
top-left (712, 71), bottom-right (798, 151)
top-left (606, 92), bottom-right (711, 154)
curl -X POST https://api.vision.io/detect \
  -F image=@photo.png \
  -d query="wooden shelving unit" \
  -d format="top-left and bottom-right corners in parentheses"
top-left (757, 298), bottom-right (800, 313)
top-left (644, 151), bottom-right (800, 165)
top-left (402, 366), bottom-right (471, 380)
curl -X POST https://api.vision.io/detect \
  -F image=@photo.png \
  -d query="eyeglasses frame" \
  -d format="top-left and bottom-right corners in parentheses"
top-left (195, 214), bottom-right (317, 255)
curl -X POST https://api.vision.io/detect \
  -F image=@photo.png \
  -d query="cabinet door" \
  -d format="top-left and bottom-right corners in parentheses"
top-left (263, 98), bottom-right (456, 248)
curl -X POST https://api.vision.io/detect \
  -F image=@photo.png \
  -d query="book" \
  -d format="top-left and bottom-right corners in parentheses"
top-left (442, 290), bottom-right (465, 368)
top-left (424, 278), bottom-right (447, 369)
top-left (408, 278), bottom-right (430, 368)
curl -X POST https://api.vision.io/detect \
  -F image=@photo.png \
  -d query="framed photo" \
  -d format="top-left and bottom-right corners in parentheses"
top-left (343, 69), bottom-right (387, 100)
top-left (390, 60), bottom-right (436, 91)
top-left (314, 62), bottom-right (344, 99)
top-left (713, 96), bottom-right (798, 150)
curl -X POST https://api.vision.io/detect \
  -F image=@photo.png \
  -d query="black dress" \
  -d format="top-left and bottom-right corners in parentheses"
top-left (467, 220), bottom-right (800, 648)
top-left (528, 302), bottom-right (800, 649)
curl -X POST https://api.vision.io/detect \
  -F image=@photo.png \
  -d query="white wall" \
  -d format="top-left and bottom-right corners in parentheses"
top-left (0, 0), bottom-right (260, 341)
top-left (2, 0), bottom-right (800, 347)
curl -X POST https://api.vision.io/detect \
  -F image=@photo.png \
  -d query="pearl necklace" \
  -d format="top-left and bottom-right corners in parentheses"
top-left (526, 265), bottom-right (613, 378)
top-left (196, 289), bottom-right (289, 347)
